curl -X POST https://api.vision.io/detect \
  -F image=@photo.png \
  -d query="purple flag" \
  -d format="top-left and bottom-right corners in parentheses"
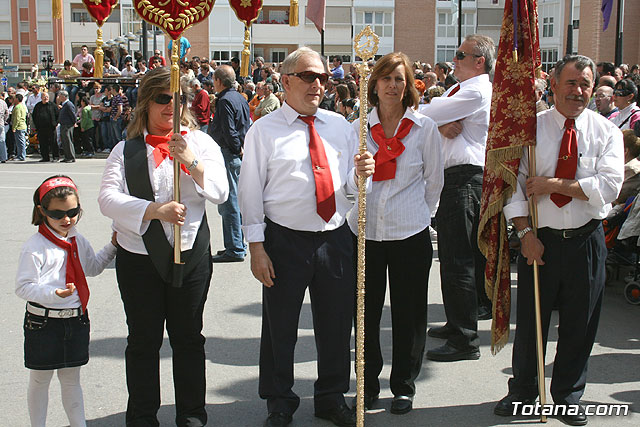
top-left (602, 0), bottom-right (614, 31)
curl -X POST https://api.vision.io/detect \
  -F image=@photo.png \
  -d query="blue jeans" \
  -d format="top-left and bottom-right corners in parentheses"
top-left (110, 118), bottom-right (123, 145)
top-left (14, 129), bottom-right (26, 160)
top-left (0, 124), bottom-right (6, 161)
top-left (66, 85), bottom-right (79, 105)
top-left (100, 120), bottom-right (114, 149)
top-left (435, 165), bottom-right (486, 350)
top-left (218, 147), bottom-right (246, 257)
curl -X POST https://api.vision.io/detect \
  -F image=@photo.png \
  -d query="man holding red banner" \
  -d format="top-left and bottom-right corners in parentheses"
top-left (495, 55), bottom-right (624, 426)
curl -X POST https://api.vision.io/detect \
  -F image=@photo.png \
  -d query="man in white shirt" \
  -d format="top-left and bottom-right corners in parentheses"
top-left (25, 84), bottom-right (42, 115)
top-left (419, 34), bottom-right (495, 361)
top-left (238, 47), bottom-right (374, 427)
top-left (495, 55), bottom-right (624, 426)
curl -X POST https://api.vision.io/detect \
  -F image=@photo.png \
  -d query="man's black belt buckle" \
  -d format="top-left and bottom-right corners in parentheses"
top-left (549, 219), bottom-right (600, 239)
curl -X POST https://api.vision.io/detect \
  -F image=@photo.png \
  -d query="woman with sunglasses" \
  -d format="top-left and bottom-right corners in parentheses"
top-left (16, 175), bottom-right (117, 427)
top-left (611, 79), bottom-right (640, 130)
top-left (346, 52), bottom-right (444, 414)
top-left (98, 67), bottom-right (229, 426)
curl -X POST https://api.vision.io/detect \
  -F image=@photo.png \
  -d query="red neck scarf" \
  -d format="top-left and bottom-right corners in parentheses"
top-left (38, 224), bottom-right (89, 312)
top-left (370, 118), bottom-right (415, 181)
top-left (145, 131), bottom-right (190, 175)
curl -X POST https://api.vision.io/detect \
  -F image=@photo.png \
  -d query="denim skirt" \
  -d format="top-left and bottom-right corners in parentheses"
top-left (23, 309), bottom-right (90, 370)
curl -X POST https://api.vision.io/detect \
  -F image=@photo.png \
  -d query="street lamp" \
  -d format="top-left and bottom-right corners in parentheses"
top-left (41, 54), bottom-right (54, 77)
top-left (0, 52), bottom-right (7, 68)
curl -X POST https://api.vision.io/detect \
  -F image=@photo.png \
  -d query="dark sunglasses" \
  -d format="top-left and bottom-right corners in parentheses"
top-left (43, 205), bottom-right (81, 220)
top-left (455, 50), bottom-right (481, 60)
top-left (286, 71), bottom-right (329, 84)
top-left (153, 94), bottom-right (187, 105)
top-left (614, 89), bottom-right (631, 96)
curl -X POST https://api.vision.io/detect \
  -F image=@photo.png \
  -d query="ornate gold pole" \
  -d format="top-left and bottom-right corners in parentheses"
top-left (240, 27), bottom-right (251, 78)
top-left (94, 27), bottom-right (104, 79)
top-left (171, 39), bottom-right (184, 279)
top-left (527, 145), bottom-right (547, 423)
top-left (353, 26), bottom-right (379, 427)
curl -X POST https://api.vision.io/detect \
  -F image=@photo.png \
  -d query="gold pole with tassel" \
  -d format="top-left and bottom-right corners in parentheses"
top-left (240, 27), bottom-right (251, 78)
top-left (289, 0), bottom-right (299, 26)
top-left (353, 26), bottom-right (379, 427)
top-left (52, 0), bottom-right (62, 19)
top-left (170, 39), bottom-right (185, 286)
top-left (94, 28), bottom-right (104, 79)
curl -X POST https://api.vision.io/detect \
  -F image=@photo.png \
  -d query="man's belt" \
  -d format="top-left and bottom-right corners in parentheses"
top-left (26, 302), bottom-right (82, 318)
top-left (540, 219), bottom-right (601, 239)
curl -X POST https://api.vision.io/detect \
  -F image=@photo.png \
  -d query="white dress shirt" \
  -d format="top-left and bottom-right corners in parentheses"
top-left (347, 107), bottom-right (444, 241)
top-left (98, 128), bottom-right (229, 254)
top-left (418, 73), bottom-right (492, 169)
top-left (504, 107), bottom-right (624, 229)
top-left (239, 101), bottom-right (368, 243)
top-left (25, 92), bottom-right (42, 114)
top-left (16, 225), bottom-right (117, 309)
top-left (610, 102), bottom-right (639, 130)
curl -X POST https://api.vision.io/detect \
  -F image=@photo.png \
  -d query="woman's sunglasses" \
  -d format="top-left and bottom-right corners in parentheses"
top-left (153, 94), bottom-right (187, 105)
top-left (43, 205), bottom-right (81, 220)
top-left (286, 71), bottom-right (329, 84)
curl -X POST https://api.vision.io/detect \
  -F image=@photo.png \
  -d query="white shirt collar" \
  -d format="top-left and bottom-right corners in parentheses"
top-left (369, 106), bottom-right (423, 128)
top-left (281, 101), bottom-right (328, 126)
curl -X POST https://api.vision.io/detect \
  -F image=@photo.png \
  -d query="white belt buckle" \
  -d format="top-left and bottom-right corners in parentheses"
top-left (58, 309), bottom-right (74, 318)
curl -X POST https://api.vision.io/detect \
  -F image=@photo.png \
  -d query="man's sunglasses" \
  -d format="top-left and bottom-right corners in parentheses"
top-left (614, 89), bottom-right (631, 96)
top-left (455, 51), bottom-right (482, 60)
top-left (153, 94), bottom-right (187, 105)
top-left (286, 71), bottom-right (329, 84)
top-left (43, 205), bottom-right (81, 220)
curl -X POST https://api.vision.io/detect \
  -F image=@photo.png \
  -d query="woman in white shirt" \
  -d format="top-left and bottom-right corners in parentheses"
top-left (347, 52), bottom-right (444, 414)
top-left (98, 67), bottom-right (228, 426)
top-left (611, 79), bottom-right (639, 130)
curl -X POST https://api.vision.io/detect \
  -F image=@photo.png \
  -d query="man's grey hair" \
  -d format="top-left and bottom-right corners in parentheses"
top-left (190, 78), bottom-right (201, 88)
top-left (466, 34), bottom-right (496, 74)
top-left (214, 64), bottom-right (236, 89)
top-left (534, 78), bottom-right (547, 92)
top-left (264, 83), bottom-right (275, 92)
top-left (554, 55), bottom-right (596, 82)
top-left (245, 81), bottom-right (255, 90)
top-left (255, 56), bottom-right (264, 64)
top-left (280, 47), bottom-right (327, 76)
top-left (59, 90), bottom-right (69, 99)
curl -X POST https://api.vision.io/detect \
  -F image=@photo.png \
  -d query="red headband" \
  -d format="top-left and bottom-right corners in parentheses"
top-left (38, 177), bottom-right (77, 200)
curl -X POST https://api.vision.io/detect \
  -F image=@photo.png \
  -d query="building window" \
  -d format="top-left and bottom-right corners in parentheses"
top-left (37, 21), bottom-right (53, 39)
top-left (71, 10), bottom-right (91, 23)
top-left (0, 46), bottom-right (13, 62)
top-left (21, 46), bottom-right (31, 58)
top-left (541, 48), bottom-right (558, 73)
top-left (211, 50), bottom-right (240, 63)
top-left (437, 12), bottom-right (475, 38)
top-left (436, 45), bottom-right (457, 63)
top-left (269, 10), bottom-right (287, 24)
top-left (354, 11), bottom-right (392, 38)
top-left (0, 20), bottom-right (11, 39)
top-left (19, 0), bottom-right (29, 8)
top-left (542, 17), bottom-right (554, 38)
top-left (20, 22), bottom-right (30, 33)
top-left (36, 0), bottom-right (51, 14)
top-left (271, 49), bottom-right (287, 63)
top-left (38, 46), bottom-right (54, 61)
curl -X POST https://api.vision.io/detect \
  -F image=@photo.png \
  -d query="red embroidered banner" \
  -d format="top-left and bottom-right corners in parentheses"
top-left (133, 0), bottom-right (216, 40)
top-left (229, 0), bottom-right (263, 26)
top-left (82, 0), bottom-right (120, 27)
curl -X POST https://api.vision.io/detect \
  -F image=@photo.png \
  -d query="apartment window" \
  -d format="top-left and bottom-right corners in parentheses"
top-left (20, 22), bottom-right (30, 33)
top-left (354, 11), bottom-right (392, 38)
top-left (37, 21), bottom-right (53, 39)
top-left (38, 46), bottom-right (54, 61)
top-left (0, 20), bottom-right (10, 39)
top-left (71, 10), bottom-right (91, 23)
top-left (0, 47), bottom-right (13, 63)
top-left (437, 12), bottom-right (475, 38)
top-left (211, 50), bottom-right (240, 63)
top-left (19, 0), bottom-right (29, 8)
top-left (271, 49), bottom-right (287, 63)
top-left (542, 17), bottom-right (554, 38)
top-left (36, 0), bottom-right (51, 14)
top-left (436, 45), bottom-right (457, 63)
top-left (269, 10), bottom-right (287, 24)
top-left (21, 46), bottom-right (31, 57)
top-left (541, 48), bottom-right (558, 73)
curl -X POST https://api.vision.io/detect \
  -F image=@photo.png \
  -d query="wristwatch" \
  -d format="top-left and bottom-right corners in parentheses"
top-left (186, 158), bottom-right (199, 172)
top-left (517, 227), bottom-right (533, 239)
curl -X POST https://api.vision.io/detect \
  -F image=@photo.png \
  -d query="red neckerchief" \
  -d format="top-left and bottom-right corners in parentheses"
top-left (370, 118), bottom-right (415, 181)
top-left (38, 224), bottom-right (89, 312)
top-left (145, 131), bottom-right (190, 175)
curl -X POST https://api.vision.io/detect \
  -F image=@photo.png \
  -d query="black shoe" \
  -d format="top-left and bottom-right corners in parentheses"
top-left (38, 158), bottom-right (49, 162)
top-left (351, 393), bottom-right (379, 410)
top-left (390, 395), bottom-right (413, 415)
top-left (478, 306), bottom-right (492, 320)
top-left (211, 253), bottom-right (244, 263)
top-left (315, 403), bottom-right (355, 427)
top-left (426, 343), bottom-right (480, 362)
top-left (264, 412), bottom-right (292, 427)
top-left (428, 324), bottom-right (454, 339)
top-left (559, 405), bottom-right (587, 426)
top-left (494, 393), bottom-right (536, 416)
top-left (216, 249), bottom-right (226, 256)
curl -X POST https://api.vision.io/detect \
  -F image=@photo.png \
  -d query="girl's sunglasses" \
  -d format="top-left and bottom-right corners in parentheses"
top-left (43, 205), bottom-right (81, 220)
top-left (153, 94), bottom-right (187, 105)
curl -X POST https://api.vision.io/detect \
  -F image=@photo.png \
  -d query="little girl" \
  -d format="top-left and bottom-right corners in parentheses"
top-left (15, 175), bottom-right (117, 427)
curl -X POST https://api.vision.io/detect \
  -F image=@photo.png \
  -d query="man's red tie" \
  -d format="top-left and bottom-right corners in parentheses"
top-left (550, 119), bottom-right (578, 207)
top-left (299, 116), bottom-right (336, 222)
top-left (447, 84), bottom-right (460, 97)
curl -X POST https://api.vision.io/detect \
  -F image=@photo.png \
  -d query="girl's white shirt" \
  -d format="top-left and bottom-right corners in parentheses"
top-left (15, 224), bottom-right (117, 309)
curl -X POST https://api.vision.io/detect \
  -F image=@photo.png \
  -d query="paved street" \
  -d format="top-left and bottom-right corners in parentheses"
top-left (0, 157), bottom-right (638, 426)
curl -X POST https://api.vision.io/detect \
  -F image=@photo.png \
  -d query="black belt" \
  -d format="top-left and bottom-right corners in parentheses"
top-left (444, 164), bottom-right (483, 176)
top-left (539, 219), bottom-right (601, 239)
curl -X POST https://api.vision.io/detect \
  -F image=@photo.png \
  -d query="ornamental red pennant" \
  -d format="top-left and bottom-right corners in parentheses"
top-left (82, 0), bottom-right (120, 27)
top-left (134, 0), bottom-right (215, 40)
top-left (229, 0), bottom-right (263, 26)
